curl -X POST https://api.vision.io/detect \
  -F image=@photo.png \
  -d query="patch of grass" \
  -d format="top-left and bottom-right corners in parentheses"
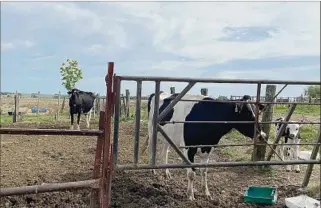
top-left (274, 105), bottom-right (320, 116)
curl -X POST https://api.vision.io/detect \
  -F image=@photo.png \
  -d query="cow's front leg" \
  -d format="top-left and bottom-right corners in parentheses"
top-left (200, 148), bottom-right (213, 200)
top-left (70, 112), bottom-right (74, 130)
top-left (293, 140), bottom-right (300, 173)
top-left (160, 142), bottom-right (171, 179)
top-left (285, 147), bottom-right (292, 172)
top-left (76, 112), bottom-right (81, 130)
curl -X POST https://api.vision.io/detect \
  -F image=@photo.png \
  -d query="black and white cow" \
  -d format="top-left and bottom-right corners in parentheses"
top-left (141, 92), bottom-right (266, 200)
top-left (274, 117), bottom-right (302, 173)
top-left (68, 88), bottom-right (96, 130)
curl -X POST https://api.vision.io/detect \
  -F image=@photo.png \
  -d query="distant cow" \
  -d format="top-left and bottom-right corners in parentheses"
top-left (141, 92), bottom-right (266, 200)
top-left (274, 117), bottom-right (302, 173)
top-left (68, 88), bottom-right (96, 130)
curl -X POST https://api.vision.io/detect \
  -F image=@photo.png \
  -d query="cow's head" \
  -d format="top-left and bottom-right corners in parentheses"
top-left (68, 88), bottom-right (82, 106)
top-left (234, 95), bottom-right (266, 140)
top-left (275, 117), bottom-right (303, 140)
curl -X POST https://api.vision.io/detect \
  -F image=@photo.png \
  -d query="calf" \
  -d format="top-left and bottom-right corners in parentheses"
top-left (274, 117), bottom-right (302, 173)
top-left (141, 92), bottom-right (266, 200)
top-left (68, 88), bottom-right (96, 130)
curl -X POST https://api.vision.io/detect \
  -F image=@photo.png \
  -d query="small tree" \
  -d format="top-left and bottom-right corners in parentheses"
top-left (60, 59), bottom-right (83, 91)
top-left (304, 85), bottom-right (320, 98)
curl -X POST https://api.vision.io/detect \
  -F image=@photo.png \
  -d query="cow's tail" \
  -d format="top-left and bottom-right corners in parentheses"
top-left (147, 93), bottom-right (155, 117)
top-left (147, 91), bottom-right (164, 117)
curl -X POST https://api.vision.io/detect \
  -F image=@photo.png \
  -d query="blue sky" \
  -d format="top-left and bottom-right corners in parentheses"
top-left (1, 2), bottom-right (320, 97)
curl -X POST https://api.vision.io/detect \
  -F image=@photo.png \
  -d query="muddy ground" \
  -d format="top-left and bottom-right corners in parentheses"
top-left (0, 120), bottom-right (320, 208)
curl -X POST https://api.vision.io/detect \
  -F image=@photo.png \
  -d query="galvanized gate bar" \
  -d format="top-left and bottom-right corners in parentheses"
top-left (134, 80), bottom-right (142, 165)
top-left (266, 104), bottom-right (297, 161)
top-left (116, 160), bottom-right (321, 170)
top-left (150, 81), bottom-right (161, 165)
top-left (118, 75), bottom-right (320, 85)
top-left (158, 82), bottom-right (196, 122)
top-left (302, 127), bottom-right (321, 187)
top-left (179, 142), bottom-right (321, 148)
top-left (161, 121), bottom-right (321, 124)
top-left (0, 179), bottom-right (99, 197)
top-left (177, 99), bottom-right (320, 105)
top-left (157, 125), bottom-right (192, 165)
top-left (113, 77), bottom-right (121, 167)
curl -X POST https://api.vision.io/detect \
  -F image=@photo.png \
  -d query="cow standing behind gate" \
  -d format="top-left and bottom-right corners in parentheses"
top-left (274, 117), bottom-right (303, 173)
top-left (141, 92), bottom-right (267, 201)
top-left (68, 88), bottom-right (96, 130)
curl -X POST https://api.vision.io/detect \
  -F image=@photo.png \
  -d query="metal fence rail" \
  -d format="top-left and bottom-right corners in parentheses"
top-left (0, 64), bottom-right (116, 208)
top-left (112, 65), bottom-right (321, 191)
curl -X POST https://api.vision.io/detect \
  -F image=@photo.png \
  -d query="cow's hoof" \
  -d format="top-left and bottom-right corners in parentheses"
top-left (295, 170), bottom-right (300, 173)
top-left (286, 169), bottom-right (291, 172)
top-left (188, 195), bottom-right (195, 201)
top-left (165, 170), bottom-right (172, 179)
top-left (205, 194), bottom-right (213, 200)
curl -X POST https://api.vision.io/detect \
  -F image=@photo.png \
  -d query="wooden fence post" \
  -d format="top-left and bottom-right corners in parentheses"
top-left (125, 89), bottom-right (130, 118)
top-left (302, 127), bottom-right (321, 187)
top-left (13, 91), bottom-right (20, 123)
top-left (201, 88), bottom-right (208, 96)
top-left (37, 91), bottom-right (40, 116)
top-left (92, 94), bottom-right (96, 119)
top-left (96, 94), bottom-right (100, 118)
top-left (257, 85), bottom-right (276, 162)
top-left (60, 97), bottom-right (66, 114)
top-left (57, 91), bottom-right (61, 121)
top-left (170, 87), bottom-right (175, 94)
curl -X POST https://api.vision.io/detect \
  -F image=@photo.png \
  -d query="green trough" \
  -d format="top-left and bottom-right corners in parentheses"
top-left (243, 186), bottom-right (278, 205)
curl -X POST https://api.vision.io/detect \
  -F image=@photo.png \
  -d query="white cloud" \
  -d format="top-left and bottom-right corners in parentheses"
top-left (1, 41), bottom-right (15, 51)
top-left (1, 39), bottom-right (34, 51)
top-left (3, 2), bottom-right (319, 64)
top-left (3, 2), bottom-right (129, 51)
top-left (215, 65), bottom-right (319, 80)
top-left (113, 2), bottom-right (320, 64)
top-left (33, 55), bottom-right (55, 61)
top-left (18, 40), bottom-right (35, 48)
top-left (84, 44), bottom-right (105, 54)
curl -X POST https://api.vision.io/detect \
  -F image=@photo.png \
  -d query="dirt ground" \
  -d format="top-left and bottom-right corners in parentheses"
top-left (0, 120), bottom-right (320, 208)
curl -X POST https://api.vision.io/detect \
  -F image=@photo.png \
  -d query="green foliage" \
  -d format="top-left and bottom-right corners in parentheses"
top-left (59, 59), bottom-right (83, 91)
top-left (304, 85), bottom-right (320, 98)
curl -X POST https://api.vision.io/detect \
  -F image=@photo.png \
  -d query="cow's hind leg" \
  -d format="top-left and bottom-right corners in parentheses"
top-left (186, 147), bottom-right (197, 201)
top-left (200, 147), bottom-right (213, 200)
top-left (160, 142), bottom-right (171, 179)
top-left (85, 109), bottom-right (92, 128)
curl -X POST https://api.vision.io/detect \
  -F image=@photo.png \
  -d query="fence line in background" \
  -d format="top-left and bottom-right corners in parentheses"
top-left (1, 86), bottom-right (320, 123)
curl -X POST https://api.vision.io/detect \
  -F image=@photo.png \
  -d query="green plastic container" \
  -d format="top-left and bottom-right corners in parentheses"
top-left (243, 186), bottom-right (278, 205)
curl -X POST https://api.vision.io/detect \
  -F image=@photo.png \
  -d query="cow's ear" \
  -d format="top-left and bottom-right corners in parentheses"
top-left (67, 91), bottom-right (72, 95)
top-left (258, 104), bottom-right (265, 111)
